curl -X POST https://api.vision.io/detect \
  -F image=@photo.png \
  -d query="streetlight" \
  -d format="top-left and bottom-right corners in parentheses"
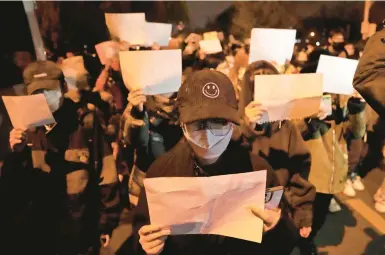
top-left (316, 41), bottom-right (320, 46)
top-left (310, 32), bottom-right (315, 37)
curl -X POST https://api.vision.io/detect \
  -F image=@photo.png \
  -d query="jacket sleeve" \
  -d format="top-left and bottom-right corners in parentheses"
top-left (287, 122), bottom-right (312, 180)
top-left (234, 115), bottom-right (266, 144)
top-left (353, 28), bottom-right (385, 116)
top-left (284, 174), bottom-right (316, 228)
top-left (121, 103), bottom-right (150, 148)
top-left (284, 122), bottom-right (315, 228)
top-left (345, 98), bottom-right (366, 139)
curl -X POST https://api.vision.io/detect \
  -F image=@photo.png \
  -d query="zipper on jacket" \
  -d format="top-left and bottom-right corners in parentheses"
top-left (330, 128), bottom-right (336, 193)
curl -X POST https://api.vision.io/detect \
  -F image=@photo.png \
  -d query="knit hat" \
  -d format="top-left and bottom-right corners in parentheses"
top-left (23, 60), bottom-right (64, 95)
top-left (177, 70), bottom-right (240, 124)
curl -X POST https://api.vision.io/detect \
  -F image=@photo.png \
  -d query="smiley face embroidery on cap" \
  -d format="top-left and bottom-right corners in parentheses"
top-left (202, 82), bottom-right (220, 98)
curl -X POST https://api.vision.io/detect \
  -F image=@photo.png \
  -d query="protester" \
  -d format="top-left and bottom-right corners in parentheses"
top-left (121, 88), bottom-right (182, 207)
top-left (133, 70), bottom-right (299, 255)
top-left (353, 26), bottom-right (385, 213)
top-left (297, 50), bottom-right (366, 255)
top-left (327, 29), bottom-right (348, 58)
top-left (236, 60), bottom-right (315, 239)
top-left (1, 60), bottom-right (121, 254)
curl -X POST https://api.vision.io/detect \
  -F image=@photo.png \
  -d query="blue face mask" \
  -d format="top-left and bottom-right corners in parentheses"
top-left (43, 89), bottom-right (63, 113)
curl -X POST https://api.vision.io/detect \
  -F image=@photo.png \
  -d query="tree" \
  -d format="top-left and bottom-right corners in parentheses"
top-left (35, 2), bottom-right (61, 45)
top-left (231, 2), bottom-right (299, 39)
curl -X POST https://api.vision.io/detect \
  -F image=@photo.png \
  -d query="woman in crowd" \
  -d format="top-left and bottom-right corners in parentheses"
top-left (133, 70), bottom-right (300, 255)
top-left (121, 87), bottom-right (182, 207)
top-left (235, 60), bottom-right (315, 240)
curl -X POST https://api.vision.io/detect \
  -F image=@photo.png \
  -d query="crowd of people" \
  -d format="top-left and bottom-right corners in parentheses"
top-left (0, 20), bottom-right (384, 255)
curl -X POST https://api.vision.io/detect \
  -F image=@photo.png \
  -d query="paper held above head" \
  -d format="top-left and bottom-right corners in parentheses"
top-left (144, 170), bottom-right (267, 243)
top-left (146, 22), bottom-right (172, 46)
top-left (2, 94), bottom-right (55, 129)
top-left (199, 39), bottom-right (223, 54)
top-left (95, 41), bottom-right (120, 65)
top-left (61, 56), bottom-right (88, 90)
top-left (316, 55), bottom-right (358, 95)
top-left (105, 13), bottom-right (147, 45)
top-left (119, 49), bottom-right (182, 95)
top-left (254, 74), bottom-right (323, 122)
top-left (249, 28), bottom-right (297, 66)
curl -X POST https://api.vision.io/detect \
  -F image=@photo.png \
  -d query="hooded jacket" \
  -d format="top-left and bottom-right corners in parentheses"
top-left (234, 61), bottom-right (315, 228)
top-left (132, 139), bottom-right (299, 255)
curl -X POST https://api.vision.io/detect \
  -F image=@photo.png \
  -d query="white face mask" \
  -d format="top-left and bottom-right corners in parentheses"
top-left (183, 125), bottom-right (233, 159)
top-left (43, 89), bottom-right (63, 113)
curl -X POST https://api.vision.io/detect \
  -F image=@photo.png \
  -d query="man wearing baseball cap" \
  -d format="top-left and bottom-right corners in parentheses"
top-left (2, 60), bottom-right (120, 254)
top-left (133, 70), bottom-right (298, 255)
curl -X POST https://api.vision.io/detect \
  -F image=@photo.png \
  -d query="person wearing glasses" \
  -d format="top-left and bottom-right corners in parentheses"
top-left (132, 70), bottom-right (299, 255)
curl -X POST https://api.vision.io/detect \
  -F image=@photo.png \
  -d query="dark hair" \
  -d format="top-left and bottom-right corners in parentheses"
top-left (329, 28), bottom-right (345, 39)
top-left (238, 61), bottom-right (279, 115)
top-left (300, 49), bottom-right (330, 74)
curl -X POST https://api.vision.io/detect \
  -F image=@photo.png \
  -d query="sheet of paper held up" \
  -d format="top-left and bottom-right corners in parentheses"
top-left (146, 22), bottom-right (172, 46)
top-left (2, 94), bottom-right (55, 129)
top-left (249, 28), bottom-right (297, 66)
top-left (95, 41), bottom-right (120, 65)
top-left (105, 13), bottom-right (147, 45)
top-left (254, 74), bottom-right (323, 123)
top-left (61, 56), bottom-right (88, 90)
top-left (144, 170), bottom-right (267, 243)
top-left (316, 55), bottom-right (358, 95)
top-left (119, 50), bottom-right (182, 95)
top-left (199, 39), bottom-right (223, 54)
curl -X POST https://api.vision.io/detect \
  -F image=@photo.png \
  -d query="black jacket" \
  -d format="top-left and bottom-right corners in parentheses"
top-left (132, 138), bottom-right (299, 255)
top-left (353, 28), bottom-right (385, 116)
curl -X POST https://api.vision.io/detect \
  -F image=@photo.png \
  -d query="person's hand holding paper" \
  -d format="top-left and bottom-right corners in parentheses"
top-left (9, 128), bottom-right (28, 152)
top-left (119, 50), bottom-right (182, 95)
top-left (139, 225), bottom-right (171, 255)
top-left (244, 101), bottom-right (267, 129)
top-left (127, 89), bottom-right (147, 113)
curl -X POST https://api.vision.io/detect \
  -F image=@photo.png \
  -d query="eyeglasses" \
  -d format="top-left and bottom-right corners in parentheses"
top-left (183, 119), bottom-right (232, 136)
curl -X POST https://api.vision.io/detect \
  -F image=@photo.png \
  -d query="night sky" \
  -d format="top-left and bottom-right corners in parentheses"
top-left (0, 1), bottom-right (384, 57)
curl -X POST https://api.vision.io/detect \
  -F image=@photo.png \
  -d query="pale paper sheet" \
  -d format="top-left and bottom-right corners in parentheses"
top-left (119, 50), bottom-right (182, 95)
top-left (144, 171), bottom-right (267, 243)
top-left (61, 56), bottom-right (89, 90)
top-left (203, 31), bottom-right (219, 40)
top-left (254, 74), bottom-right (323, 123)
top-left (2, 94), bottom-right (55, 129)
top-left (146, 22), bottom-right (172, 46)
top-left (199, 39), bottom-right (223, 54)
top-left (95, 41), bottom-right (120, 65)
top-left (249, 28), bottom-right (297, 66)
top-left (316, 55), bottom-right (358, 95)
top-left (105, 13), bottom-right (147, 45)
